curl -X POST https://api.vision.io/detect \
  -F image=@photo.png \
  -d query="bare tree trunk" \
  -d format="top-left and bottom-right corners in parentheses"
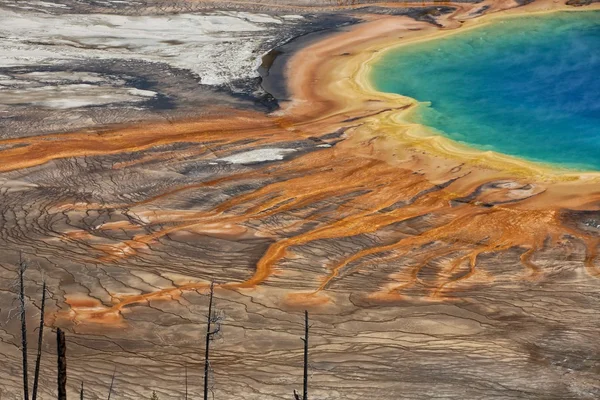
top-left (80, 382), bottom-right (84, 400)
top-left (303, 310), bottom-right (308, 400)
top-left (31, 280), bottom-right (46, 400)
top-left (203, 282), bottom-right (214, 400)
top-left (56, 328), bottom-right (67, 400)
top-left (293, 310), bottom-right (309, 400)
top-left (107, 368), bottom-right (116, 400)
top-left (19, 256), bottom-right (29, 400)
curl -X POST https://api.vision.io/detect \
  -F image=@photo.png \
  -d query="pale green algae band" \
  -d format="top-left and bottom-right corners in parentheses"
top-left (370, 11), bottom-right (600, 171)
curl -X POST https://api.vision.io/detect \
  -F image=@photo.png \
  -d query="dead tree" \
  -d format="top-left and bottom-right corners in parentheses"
top-left (80, 382), bottom-right (84, 400)
top-left (31, 280), bottom-right (46, 400)
top-left (293, 311), bottom-right (309, 400)
top-left (203, 282), bottom-right (214, 400)
top-left (18, 255), bottom-right (29, 400)
top-left (203, 282), bottom-right (223, 400)
top-left (107, 368), bottom-right (116, 400)
top-left (56, 328), bottom-right (67, 400)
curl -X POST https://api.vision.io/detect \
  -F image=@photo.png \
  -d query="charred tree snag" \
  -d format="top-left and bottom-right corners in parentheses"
top-left (18, 255), bottom-right (29, 400)
top-left (294, 310), bottom-right (309, 400)
top-left (303, 310), bottom-right (309, 400)
top-left (203, 282), bottom-right (223, 400)
top-left (56, 328), bottom-right (67, 400)
top-left (107, 368), bottom-right (116, 400)
top-left (32, 280), bottom-right (46, 400)
top-left (203, 282), bottom-right (214, 400)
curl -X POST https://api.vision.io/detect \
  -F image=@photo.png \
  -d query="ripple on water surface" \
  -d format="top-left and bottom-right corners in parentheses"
top-left (371, 11), bottom-right (600, 170)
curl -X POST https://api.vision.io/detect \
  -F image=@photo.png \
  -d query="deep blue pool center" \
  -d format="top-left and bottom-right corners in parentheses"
top-left (371, 11), bottom-right (600, 170)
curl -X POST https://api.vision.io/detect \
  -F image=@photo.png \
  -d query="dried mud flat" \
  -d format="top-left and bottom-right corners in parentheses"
top-left (1, 0), bottom-right (600, 399)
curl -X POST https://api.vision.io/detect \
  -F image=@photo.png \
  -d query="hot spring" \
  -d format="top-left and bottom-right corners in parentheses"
top-left (371, 11), bottom-right (600, 170)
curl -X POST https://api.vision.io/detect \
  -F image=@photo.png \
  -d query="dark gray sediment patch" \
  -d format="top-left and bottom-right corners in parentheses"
top-left (566, 0), bottom-right (599, 6)
top-left (349, 5), bottom-right (458, 26)
top-left (0, 0), bottom-right (484, 16)
top-left (0, 59), bottom-right (251, 139)
top-left (258, 14), bottom-right (360, 103)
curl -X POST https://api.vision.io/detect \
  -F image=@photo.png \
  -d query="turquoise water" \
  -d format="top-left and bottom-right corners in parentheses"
top-left (371, 12), bottom-right (600, 170)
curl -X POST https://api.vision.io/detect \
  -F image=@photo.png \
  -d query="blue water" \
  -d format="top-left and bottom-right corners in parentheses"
top-left (371, 12), bottom-right (600, 170)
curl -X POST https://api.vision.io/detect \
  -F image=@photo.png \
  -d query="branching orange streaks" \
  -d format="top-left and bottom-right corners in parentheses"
top-left (62, 281), bottom-right (213, 325)
top-left (29, 2), bottom-right (600, 329)
top-left (48, 127), bottom-right (600, 324)
top-left (392, 247), bottom-right (468, 293)
top-left (230, 178), bottom-right (443, 288)
top-left (519, 244), bottom-right (542, 278)
top-left (93, 155), bottom-right (425, 261)
top-left (66, 189), bottom-right (600, 324)
top-left (429, 242), bottom-right (519, 299)
top-left (96, 157), bottom-right (386, 261)
top-left (61, 139), bottom-right (600, 322)
top-left (429, 248), bottom-right (480, 299)
top-left (0, 114), bottom-right (293, 173)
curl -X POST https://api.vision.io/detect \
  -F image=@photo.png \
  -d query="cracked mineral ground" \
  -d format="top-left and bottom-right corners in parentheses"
top-left (1, 0), bottom-right (600, 399)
